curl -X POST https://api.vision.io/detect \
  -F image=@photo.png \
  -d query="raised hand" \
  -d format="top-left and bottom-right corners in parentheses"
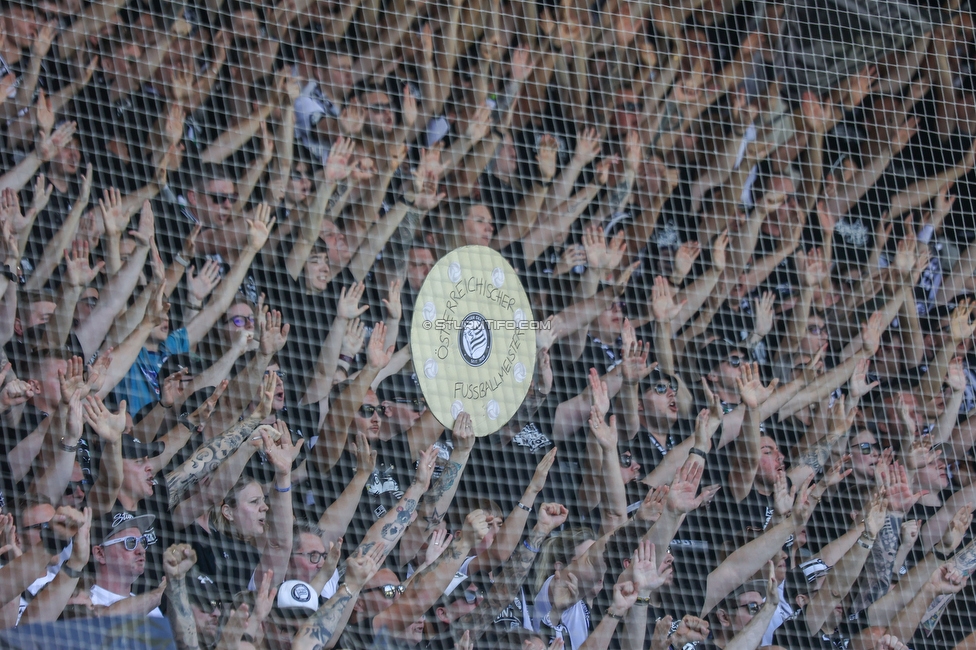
top-left (366, 322), bottom-right (394, 370)
top-left (949, 299), bottom-right (976, 343)
top-left (83, 396), bottom-right (127, 445)
top-left (573, 127), bottom-right (602, 165)
top-left (667, 458), bottom-right (707, 514)
top-left (341, 318), bottom-right (366, 358)
top-left (353, 432), bottom-right (377, 476)
top-left (928, 565), bottom-right (967, 596)
top-left (98, 187), bottom-right (127, 238)
top-left (262, 422), bottom-right (303, 475)
top-left (751, 291), bottom-right (776, 340)
top-left (609, 579), bottom-right (639, 617)
top-left (462, 509), bottom-right (490, 548)
top-left (59, 356), bottom-right (89, 404)
top-left (453, 412), bottom-right (476, 455)
top-left (259, 309), bottom-right (290, 355)
top-left (413, 445), bottom-right (439, 490)
top-left (345, 543), bottom-right (387, 592)
top-left (535, 502), bottom-right (569, 534)
top-left (589, 407), bottom-right (618, 451)
top-left (64, 240), bottom-right (103, 287)
top-left (337, 282), bottom-right (369, 320)
top-left (163, 544), bottom-right (197, 580)
top-left (651, 276), bottom-right (685, 323)
top-left (735, 362), bottom-right (778, 409)
top-left (636, 485), bottom-right (668, 523)
top-left (187, 260), bottom-right (222, 305)
top-left (711, 229), bottom-right (730, 273)
top-left (672, 241), bottom-right (701, 282)
top-left (588, 368), bottom-right (610, 419)
top-left (862, 487), bottom-right (889, 539)
top-left (382, 279), bottom-right (403, 322)
top-left (536, 134), bottom-right (559, 182)
top-left (245, 203), bottom-right (276, 251)
top-left (936, 506), bottom-right (973, 555)
top-left (424, 529), bottom-right (451, 566)
top-left (631, 540), bottom-right (672, 594)
top-left (672, 616), bottom-right (710, 649)
top-left (325, 136), bottom-right (356, 183)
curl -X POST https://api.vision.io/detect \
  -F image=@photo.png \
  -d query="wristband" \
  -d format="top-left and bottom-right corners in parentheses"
top-left (274, 484), bottom-right (292, 493)
top-left (605, 608), bottom-right (624, 620)
top-left (1, 265), bottom-right (17, 282)
top-left (338, 354), bottom-right (355, 364)
top-left (174, 254), bottom-right (191, 268)
top-left (61, 563), bottom-right (83, 579)
top-left (933, 547), bottom-right (952, 562)
top-left (635, 596), bottom-right (651, 606)
top-left (689, 448), bottom-right (707, 459)
top-left (517, 502), bottom-right (532, 513)
top-left (340, 583), bottom-right (354, 598)
top-left (59, 438), bottom-right (79, 453)
top-left (857, 534), bottom-right (874, 550)
top-left (523, 539), bottom-right (541, 553)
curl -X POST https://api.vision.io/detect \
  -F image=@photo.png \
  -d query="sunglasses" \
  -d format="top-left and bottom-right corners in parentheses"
top-left (652, 380), bottom-right (677, 394)
top-left (807, 325), bottom-right (826, 335)
top-left (855, 443), bottom-right (879, 455)
top-left (101, 535), bottom-right (150, 551)
top-left (191, 597), bottom-right (223, 613)
top-left (366, 102), bottom-right (391, 113)
top-left (462, 588), bottom-right (486, 604)
top-left (394, 398), bottom-right (427, 413)
top-left (207, 191), bottom-right (238, 206)
top-left (295, 550), bottom-right (325, 564)
top-left (359, 404), bottom-right (381, 418)
top-left (225, 315), bottom-right (255, 327)
top-left (619, 453), bottom-right (634, 468)
top-left (265, 368), bottom-right (285, 379)
top-left (20, 520), bottom-right (53, 533)
top-left (367, 584), bottom-right (405, 599)
top-left (738, 601), bottom-right (763, 616)
top-left (64, 478), bottom-right (93, 496)
top-left (727, 355), bottom-right (744, 368)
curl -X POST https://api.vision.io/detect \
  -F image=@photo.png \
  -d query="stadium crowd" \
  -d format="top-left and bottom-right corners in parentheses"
top-left (0, 0), bottom-right (976, 648)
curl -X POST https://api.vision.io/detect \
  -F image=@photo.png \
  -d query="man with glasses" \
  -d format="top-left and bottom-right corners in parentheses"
top-left (377, 372), bottom-right (428, 448)
top-left (336, 568), bottom-right (403, 648)
top-left (705, 580), bottom-right (773, 650)
top-left (90, 513), bottom-right (164, 617)
top-left (184, 566), bottom-right (223, 649)
top-left (182, 163), bottom-right (240, 250)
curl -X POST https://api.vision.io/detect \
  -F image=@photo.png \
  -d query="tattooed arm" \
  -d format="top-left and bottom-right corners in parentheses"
top-left (292, 545), bottom-right (386, 650)
top-left (454, 503), bottom-right (569, 643)
top-left (163, 545), bottom-right (199, 650)
top-left (398, 414), bottom-right (476, 567)
top-left (851, 514), bottom-right (902, 613)
top-left (374, 511), bottom-right (487, 634)
top-left (163, 415), bottom-right (262, 508)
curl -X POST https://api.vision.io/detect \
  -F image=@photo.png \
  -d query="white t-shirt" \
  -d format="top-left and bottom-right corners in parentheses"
top-left (90, 585), bottom-right (164, 618)
top-left (532, 575), bottom-right (591, 650)
top-left (762, 582), bottom-right (793, 646)
top-left (17, 544), bottom-right (73, 624)
top-left (321, 569), bottom-right (340, 599)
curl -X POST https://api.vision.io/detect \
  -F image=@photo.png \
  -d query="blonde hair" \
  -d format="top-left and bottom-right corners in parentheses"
top-left (532, 527), bottom-right (597, 595)
top-left (208, 476), bottom-right (263, 540)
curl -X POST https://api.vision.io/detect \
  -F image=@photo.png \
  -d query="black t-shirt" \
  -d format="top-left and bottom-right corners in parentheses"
top-left (774, 613), bottom-right (852, 650)
top-left (190, 525), bottom-right (262, 600)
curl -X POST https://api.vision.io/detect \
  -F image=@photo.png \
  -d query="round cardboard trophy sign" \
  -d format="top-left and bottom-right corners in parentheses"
top-left (411, 246), bottom-right (536, 436)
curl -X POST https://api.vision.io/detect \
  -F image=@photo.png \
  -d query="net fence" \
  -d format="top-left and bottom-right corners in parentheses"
top-left (0, 0), bottom-right (973, 648)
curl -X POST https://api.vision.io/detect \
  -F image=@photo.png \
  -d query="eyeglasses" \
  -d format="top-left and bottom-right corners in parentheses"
top-left (64, 478), bottom-right (93, 496)
top-left (359, 404), bottom-right (381, 418)
top-left (101, 535), bottom-right (150, 551)
top-left (366, 102), bottom-right (391, 113)
top-left (226, 315), bottom-right (255, 327)
top-left (207, 191), bottom-right (238, 206)
top-left (265, 368), bottom-right (286, 379)
top-left (727, 355), bottom-right (744, 368)
top-left (738, 601), bottom-right (763, 616)
top-left (619, 453), bottom-right (634, 468)
top-left (807, 325), bottom-right (826, 335)
top-left (652, 380), bottom-right (677, 394)
top-left (294, 551), bottom-right (325, 564)
top-left (462, 588), bottom-right (486, 604)
top-left (20, 520), bottom-right (53, 533)
top-left (855, 442), bottom-right (879, 455)
top-left (367, 584), bottom-right (405, 599)
top-left (394, 398), bottom-right (427, 413)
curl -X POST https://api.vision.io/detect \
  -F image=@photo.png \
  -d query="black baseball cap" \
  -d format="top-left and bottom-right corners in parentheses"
top-left (120, 434), bottom-right (164, 460)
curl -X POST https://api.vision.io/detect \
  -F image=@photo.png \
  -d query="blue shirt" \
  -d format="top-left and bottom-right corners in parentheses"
top-left (116, 328), bottom-right (190, 415)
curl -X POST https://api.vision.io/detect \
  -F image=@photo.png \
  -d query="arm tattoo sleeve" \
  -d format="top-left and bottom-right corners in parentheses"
top-left (454, 527), bottom-right (548, 643)
top-left (166, 577), bottom-right (199, 650)
top-left (164, 415), bottom-right (262, 508)
top-left (420, 460), bottom-right (462, 531)
top-left (294, 592), bottom-right (354, 650)
top-left (852, 514), bottom-right (902, 613)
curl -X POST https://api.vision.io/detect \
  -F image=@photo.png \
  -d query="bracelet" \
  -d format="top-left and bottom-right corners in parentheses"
top-left (174, 254), bottom-right (191, 268)
top-left (61, 563), bottom-right (83, 579)
top-left (517, 502), bottom-right (532, 513)
top-left (688, 448), bottom-right (707, 459)
top-left (59, 438), bottom-right (79, 453)
top-left (523, 539), bottom-right (541, 553)
top-left (340, 583), bottom-right (354, 598)
top-left (338, 354), bottom-right (355, 364)
top-left (635, 596), bottom-right (651, 606)
top-left (857, 533), bottom-right (875, 550)
top-left (274, 484), bottom-right (292, 493)
top-left (605, 608), bottom-right (624, 620)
